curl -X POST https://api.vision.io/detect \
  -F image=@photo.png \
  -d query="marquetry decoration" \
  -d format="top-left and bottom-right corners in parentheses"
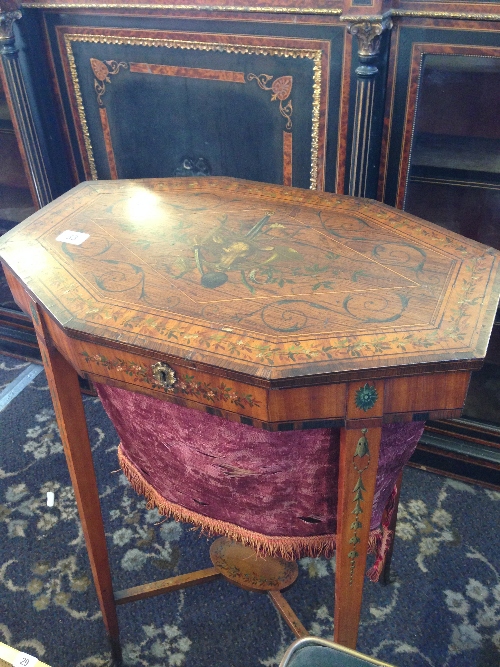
top-left (210, 537), bottom-right (298, 591)
top-left (1, 177), bottom-right (499, 383)
top-left (247, 73), bottom-right (293, 130)
top-left (346, 379), bottom-right (384, 422)
top-left (348, 428), bottom-right (370, 584)
top-left (57, 27), bottom-right (328, 189)
top-left (90, 58), bottom-right (128, 106)
top-left (354, 383), bottom-right (378, 412)
top-left (247, 72), bottom-right (294, 185)
top-left (2, 176), bottom-right (500, 655)
top-left (80, 351), bottom-right (262, 408)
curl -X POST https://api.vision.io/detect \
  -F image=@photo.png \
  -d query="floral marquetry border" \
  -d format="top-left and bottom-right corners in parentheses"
top-left (14, 176), bottom-right (499, 378)
top-left (80, 351), bottom-right (261, 408)
top-left (46, 236), bottom-right (496, 372)
top-left (348, 428), bottom-right (371, 585)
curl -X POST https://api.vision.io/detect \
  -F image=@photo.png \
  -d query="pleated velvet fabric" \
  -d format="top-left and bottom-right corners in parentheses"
top-left (96, 383), bottom-right (424, 569)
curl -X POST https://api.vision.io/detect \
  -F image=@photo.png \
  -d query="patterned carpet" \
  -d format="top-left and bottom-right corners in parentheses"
top-left (1, 354), bottom-right (500, 667)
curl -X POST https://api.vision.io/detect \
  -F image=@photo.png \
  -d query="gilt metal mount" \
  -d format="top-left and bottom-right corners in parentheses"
top-left (0, 10), bottom-right (20, 43)
top-left (151, 362), bottom-right (177, 390)
top-left (348, 17), bottom-right (393, 61)
top-left (0, 0), bottom-right (21, 44)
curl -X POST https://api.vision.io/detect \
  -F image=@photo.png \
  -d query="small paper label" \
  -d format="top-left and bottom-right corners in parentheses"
top-left (56, 230), bottom-right (89, 245)
top-left (13, 652), bottom-right (39, 667)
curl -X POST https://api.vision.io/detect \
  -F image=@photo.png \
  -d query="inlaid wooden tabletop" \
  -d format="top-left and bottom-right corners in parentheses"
top-left (1, 177), bottom-right (499, 383)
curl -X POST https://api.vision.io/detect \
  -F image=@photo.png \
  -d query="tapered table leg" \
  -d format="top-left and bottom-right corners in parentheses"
top-left (29, 301), bottom-right (121, 662)
top-left (334, 426), bottom-right (382, 649)
top-left (380, 469), bottom-right (403, 586)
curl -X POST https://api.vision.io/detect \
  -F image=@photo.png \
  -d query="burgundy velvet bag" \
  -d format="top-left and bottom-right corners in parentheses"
top-left (96, 383), bottom-right (424, 580)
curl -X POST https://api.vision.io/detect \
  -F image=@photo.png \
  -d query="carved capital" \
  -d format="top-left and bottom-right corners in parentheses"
top-left (0, 8), bottom-right (21, 43)
top-left (348, 17), bottom-right (392, 60)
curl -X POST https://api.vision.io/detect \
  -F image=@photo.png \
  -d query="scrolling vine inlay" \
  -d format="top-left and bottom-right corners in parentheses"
top-left (80, 351), bottom-right (261, 408)
top-left (2, 177), bottom-right (498, 379)
top-left (90, 58), bottom-right (128, 106)
top-left (53, 191), bottom-right (423, 338)
top-left (90, 59), bottom-right (295, 130)
top-left (248, 74), bottom-right (293, 130)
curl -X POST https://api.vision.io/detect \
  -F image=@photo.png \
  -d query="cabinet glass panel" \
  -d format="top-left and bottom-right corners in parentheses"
top-left (0, 84), bottom-right (35, 235)
top-left (0, 81), bottom-right (35, 311)
top-left (405, 54), bottom-right (500, 248)
top-left (404, 53), bottom-right (500, 426)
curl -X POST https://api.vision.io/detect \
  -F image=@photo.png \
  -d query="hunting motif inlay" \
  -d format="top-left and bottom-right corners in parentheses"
top-left (349, 428), bottom-right (371, 585)
top-left (53, 185), bottom-right (429, 340)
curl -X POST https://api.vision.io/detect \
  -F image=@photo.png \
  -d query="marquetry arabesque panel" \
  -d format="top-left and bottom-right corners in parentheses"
top-left (55, 26), bottom-right (330, 190)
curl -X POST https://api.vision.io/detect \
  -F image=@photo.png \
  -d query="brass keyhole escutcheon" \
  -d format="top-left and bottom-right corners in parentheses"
top-left (151, 362), bottom-right (176, 389)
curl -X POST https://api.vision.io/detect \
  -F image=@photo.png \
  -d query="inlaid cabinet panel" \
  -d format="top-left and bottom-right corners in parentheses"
top-left (40, 14), bottom-right (350, 192)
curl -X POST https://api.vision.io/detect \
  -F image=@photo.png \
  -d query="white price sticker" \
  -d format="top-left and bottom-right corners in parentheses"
top-left (13, 652), bottom-right (39, 667)
top-left (56, 230), bottom-right (89, 245)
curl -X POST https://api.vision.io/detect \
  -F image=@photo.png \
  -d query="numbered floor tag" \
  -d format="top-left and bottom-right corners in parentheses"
top-left (13, 652), bottom-right (39, 667)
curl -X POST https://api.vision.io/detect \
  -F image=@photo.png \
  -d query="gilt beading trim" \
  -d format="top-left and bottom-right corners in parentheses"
top-left (64, 32), bottom-right (324, 188)
top-left (24, 2), bottom-right (343, 13)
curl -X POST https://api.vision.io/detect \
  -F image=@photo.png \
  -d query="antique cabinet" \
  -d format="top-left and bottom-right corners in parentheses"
top-left (378, 11), bottom-right (500, 487)
top-left (1, 0), bottom-right (500, 484)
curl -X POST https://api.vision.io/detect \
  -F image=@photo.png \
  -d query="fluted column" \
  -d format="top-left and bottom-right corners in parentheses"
top-left (0, 0), bottom-right (53, 207)
top-left (347, 17), bottom-right (392, 199)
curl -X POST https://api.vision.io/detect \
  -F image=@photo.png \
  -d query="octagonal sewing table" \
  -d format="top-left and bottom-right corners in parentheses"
top-left (1, 178), bottom-right (499, 658)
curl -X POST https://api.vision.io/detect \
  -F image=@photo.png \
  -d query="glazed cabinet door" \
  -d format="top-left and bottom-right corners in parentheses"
top-left (0, 74), bottom-right (38, 358)
top-left (380, 18), bottom-right (500, 485)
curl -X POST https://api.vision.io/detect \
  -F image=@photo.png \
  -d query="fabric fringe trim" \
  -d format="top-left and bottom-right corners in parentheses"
top-left (118, 445), bottom-right (389, 580)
